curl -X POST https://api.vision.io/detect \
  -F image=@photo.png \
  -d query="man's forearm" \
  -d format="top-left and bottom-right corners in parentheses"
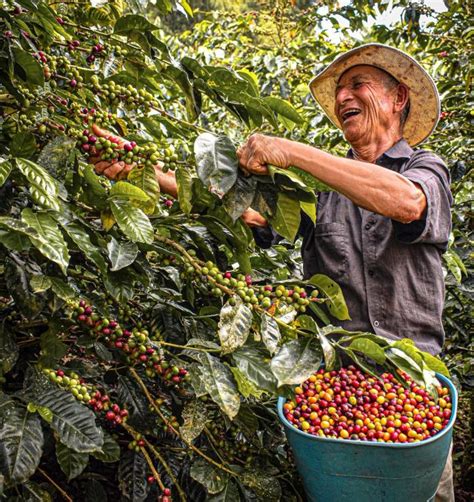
top-left (282, 139), bottom-right (426, 223)
top-left (155, 167), bottom-right (178, 198)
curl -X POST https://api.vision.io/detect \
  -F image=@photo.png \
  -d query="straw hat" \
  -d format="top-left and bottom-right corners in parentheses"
top-left (308, 43), bottom-right (440, 146)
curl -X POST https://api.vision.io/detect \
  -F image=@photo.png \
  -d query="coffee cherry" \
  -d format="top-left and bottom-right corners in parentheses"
top-left (284, 366), bottom-right (450, 443)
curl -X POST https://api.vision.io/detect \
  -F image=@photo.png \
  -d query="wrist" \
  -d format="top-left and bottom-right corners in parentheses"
top-left (275, 137), bottom-right (295, 168)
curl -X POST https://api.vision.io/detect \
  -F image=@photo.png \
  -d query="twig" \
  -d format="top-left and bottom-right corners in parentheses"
top-left (159, 341), bottom-right (220, 353)
top-left (145, 441), bottom-right (187, 502)
top-left (140, 446), bottom-right (165, 491)
top-left (129, 367), bottom-right (237, 476)
top-left (37, 468), bottom-right (73, 502)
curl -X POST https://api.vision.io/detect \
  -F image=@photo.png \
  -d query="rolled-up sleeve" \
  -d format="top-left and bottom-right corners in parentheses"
top-left (392, 151), bottom-right (453, 250)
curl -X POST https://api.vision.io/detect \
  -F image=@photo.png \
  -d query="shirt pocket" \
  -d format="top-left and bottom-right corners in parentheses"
top-left (313, 222), bottom-right (349, 278)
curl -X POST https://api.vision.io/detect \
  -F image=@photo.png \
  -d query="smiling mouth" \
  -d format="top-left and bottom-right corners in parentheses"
top-left (341, 109), bottom-right (361, 123)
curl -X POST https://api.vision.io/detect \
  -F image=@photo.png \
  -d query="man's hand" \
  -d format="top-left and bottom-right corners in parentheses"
top-left (241, 208), bottom-right (268, 228)
top-left (89, 124), bottom-right (178, 198)
top-left (236, 133), bottom-right (291, 175)
top-left (89, 124), bottom-right (166, 181)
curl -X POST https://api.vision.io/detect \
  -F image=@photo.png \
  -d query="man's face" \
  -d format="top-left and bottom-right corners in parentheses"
top-left (335, 65), bottom-right (400, 145)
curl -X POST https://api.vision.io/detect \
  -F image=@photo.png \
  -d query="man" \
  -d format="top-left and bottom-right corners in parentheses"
top-left (236, 43), bottom-right (453, 502)
top-left (92, 44), bottom-right (453, 500)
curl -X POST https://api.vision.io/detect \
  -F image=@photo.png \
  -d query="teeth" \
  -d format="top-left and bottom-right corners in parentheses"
top-left (342, 109), bottom-right (360, 120)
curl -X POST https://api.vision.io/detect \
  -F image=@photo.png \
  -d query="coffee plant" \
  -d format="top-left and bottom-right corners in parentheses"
top-left (0, 1), bottom-right (470, 501)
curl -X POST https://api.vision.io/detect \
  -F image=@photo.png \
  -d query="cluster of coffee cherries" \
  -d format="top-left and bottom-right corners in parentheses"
top-left (76, 128), bottom-right (179, 172)
top-left (88, 76), bottom-right (157, 112)
top-left (42, 368), bottom-right (128, 425)
top-left (283, 366), bottom-right (452, 443)
top-left (207, 421), bottom-right (256, 465)
top-left (128, 433), bottom-right (146, 452)
top-left (156, 487), bottom-right (172, 502)
top-left (70, 300), bottom-right (188, 386)
top-left (152, 397), bottom-right (180, 433)
top-left (181, 255), bottom-right (319, 314)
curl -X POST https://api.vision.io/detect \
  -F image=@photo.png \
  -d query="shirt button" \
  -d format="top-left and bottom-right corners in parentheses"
top-left (373, 320), bottom-right (380, 327)
top-left (368, 270), bottom-right (374, 277)
top-left (365, 223), bottom-right (372, 230)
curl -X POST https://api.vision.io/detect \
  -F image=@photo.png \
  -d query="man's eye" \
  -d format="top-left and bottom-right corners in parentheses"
top-left (353, 82), bottom-right (363, 89)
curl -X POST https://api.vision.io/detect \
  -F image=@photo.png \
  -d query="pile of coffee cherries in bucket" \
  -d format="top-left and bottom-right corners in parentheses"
top-left (283, 366), bottom-right (452, 443)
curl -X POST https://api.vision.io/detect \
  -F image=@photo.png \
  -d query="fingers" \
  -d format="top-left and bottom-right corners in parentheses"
top-left (91, 123), bottom-right (111, 139)
top-left (117, 163), bottom-right (134, 180)
top-left (91, 123), bottom-right (125, 147)
top-left (94, 160), bottom-right (114, 174)
top-left (103, 161), bottom-right (126, 180)
top-left (237, 134), bottom-right (270, 176)
top-left (241, 208), bottom-right (268, 227)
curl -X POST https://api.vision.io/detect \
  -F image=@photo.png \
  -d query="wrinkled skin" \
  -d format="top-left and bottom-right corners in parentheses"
top-left (237, 65), bottom-right (409, 172)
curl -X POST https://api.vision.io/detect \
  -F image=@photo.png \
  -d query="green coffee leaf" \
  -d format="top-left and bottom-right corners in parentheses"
top-left (110, 200), bottom-right (154, 244)
top-left (269, 192), bottom-right (301, 241)
top-left (271, 338), bottom-right (322, 386)
top-left (193, 353), bottom-right (240, 419)
top-left (241, 469), bottom-right (282, 500)
top-left (34, 388), bottom-right (104, 453)
top-left (207, 480), bottom-right (240, 501)
top-left (128, 164), bottom-right (160, 206)
top-left (109, 181), bottom-right (154, 214)
top-left (222, 174), bottom-right (257, 222)
top-left (10, 132), bottom-right (37, 158)
top-left (190, 458), bottom-right (229, 495)
top-left (217, 298), bottom-right (252, 354)
top-left (421, 352), bottom-right (450, 377)
top-left (195, 133), bottom-right (238, 198)
top-left (0, 324), bottom-right (19, 374)
top-left (232, 345), bottom-right (278, 394)
top-left (16, 158), bottom-right (61, 211)
top-left (107, 236), bottom-right (138, 271)
top-left (260, 314), bottom-right (280, 356)
top-left (118, 451), bottom-right (149, 502)
top-left (175, 166), bottom-right (194, 214)
top-left (308, 274), bottom-right (350, 320)
top-left (0, 402), bottom-right (44, 484)
top-left (92, 432), bottom-right (121, 463)
top-left (21, 209), bottom-right (70, 274)
top-left (230, 366), bottom-right (266, 399)
top-left (347, 337), bottom-right (386, 364)
top-left (0, 159), bottom-right (13, 187)
top-left (56, 442), bottom-right (89, 481)
top-left (181, 400), bottom-right (208, 443)
top-left (12, 48), bottom-right (44, 85)
top-left (263, 96), bottom-right (304, 124)
top-left (60, 221), bottom-right (107, 275)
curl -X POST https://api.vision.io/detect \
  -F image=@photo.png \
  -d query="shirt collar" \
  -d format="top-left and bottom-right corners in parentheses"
top-left (347, 138), bottom-right (414, 161)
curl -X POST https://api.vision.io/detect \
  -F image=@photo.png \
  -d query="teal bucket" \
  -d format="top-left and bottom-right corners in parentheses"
top-left (278, 374), bottom-right (457, 502)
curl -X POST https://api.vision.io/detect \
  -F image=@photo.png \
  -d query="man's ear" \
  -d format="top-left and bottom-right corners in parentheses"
top-left (394, 83), bottom-right (409, 112)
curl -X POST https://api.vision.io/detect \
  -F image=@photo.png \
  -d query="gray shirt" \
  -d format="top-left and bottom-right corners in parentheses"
top-left (255, 139), bottom-right (453, 355)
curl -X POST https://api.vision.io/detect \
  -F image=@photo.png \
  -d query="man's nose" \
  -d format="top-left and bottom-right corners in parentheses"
top-left (335, 86), bottom-right (353, 106)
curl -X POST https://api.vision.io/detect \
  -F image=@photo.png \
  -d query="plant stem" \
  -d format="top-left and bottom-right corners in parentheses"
top-left (144, 441), bottom-right (187, 502)
top-left (129, 367), bottom-right (237, 476)
top-left (159, 340), bottom-right (220, 353)
top-left (37, 468), bottom-right (73, 502)
top-left (140, 446), bottom-right (165, 491)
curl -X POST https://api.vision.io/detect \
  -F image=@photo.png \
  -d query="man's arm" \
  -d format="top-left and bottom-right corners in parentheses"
top-left (89, 125), bottom-right (263, 224)
top-left (237, 134), bottom-right (427, 224)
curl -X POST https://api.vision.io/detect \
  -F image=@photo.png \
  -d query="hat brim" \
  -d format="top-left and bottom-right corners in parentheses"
top-left (308, 43), bottom-right (440, 146)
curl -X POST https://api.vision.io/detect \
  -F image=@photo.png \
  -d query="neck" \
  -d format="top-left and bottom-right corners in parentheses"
top-left (351, 134), bottom-right (403, 163)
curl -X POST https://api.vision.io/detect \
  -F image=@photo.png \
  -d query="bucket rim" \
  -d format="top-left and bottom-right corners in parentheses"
top-left (277, 373), bottom-right (458, 448)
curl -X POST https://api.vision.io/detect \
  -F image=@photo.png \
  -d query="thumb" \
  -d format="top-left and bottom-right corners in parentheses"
top-left (91, 123), bottom-right (111, 139)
